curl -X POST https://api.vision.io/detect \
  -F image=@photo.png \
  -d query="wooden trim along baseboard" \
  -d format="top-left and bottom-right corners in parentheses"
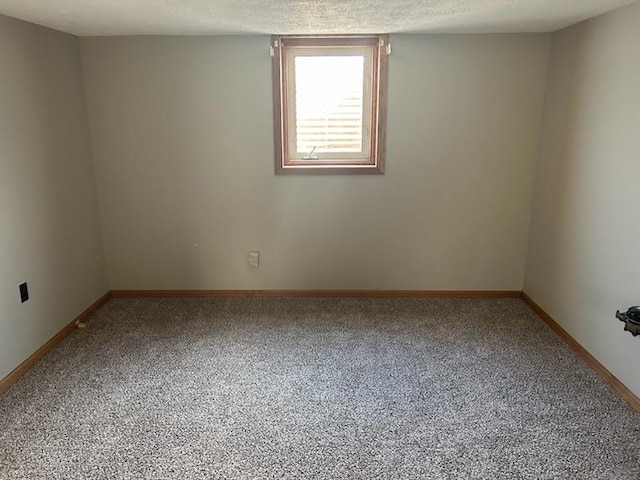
top-left (521, 292), bottom-right (640, 413)
top-left (109, 289), bottom-right (522, 299)
top-left (0, 291), bottom-right (112, 396)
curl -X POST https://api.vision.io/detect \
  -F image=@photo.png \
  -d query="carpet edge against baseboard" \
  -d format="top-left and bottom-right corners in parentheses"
top-left (521, 292), bottom-right (640, 413)
top-left (3, 289), bottom-right (638, 415)
top-left (109, 289), bottom-right (522, 298)
top-left (0, 291), bottom-right (112, 395)
top-left (0, 289), bottom-right (515, 395)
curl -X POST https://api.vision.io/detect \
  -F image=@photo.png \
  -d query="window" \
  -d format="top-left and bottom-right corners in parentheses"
top-left (272, 35), bottom-right (389, 174)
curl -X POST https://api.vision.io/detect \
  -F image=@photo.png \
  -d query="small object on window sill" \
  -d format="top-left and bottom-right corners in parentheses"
top-left (616, 306), bottom-right (640, 336)
top-left (302, 146), bottom-right (319, 160)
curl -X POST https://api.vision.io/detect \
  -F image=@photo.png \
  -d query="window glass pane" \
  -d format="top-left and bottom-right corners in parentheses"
top-left (294, 56), bottom-right (364, 155)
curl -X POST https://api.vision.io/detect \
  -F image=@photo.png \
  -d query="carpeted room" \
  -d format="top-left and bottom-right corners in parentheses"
top-left (1, 1), bottom-right (639, 479)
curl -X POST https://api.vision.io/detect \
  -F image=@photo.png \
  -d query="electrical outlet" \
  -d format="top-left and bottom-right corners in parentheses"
top-left (248, 251), bottom-right (260, 268)
top-left (19, 282), bottom-right (29, 303)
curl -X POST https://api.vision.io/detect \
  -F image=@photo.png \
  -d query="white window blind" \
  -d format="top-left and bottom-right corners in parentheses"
top-left (294, 56), bottom-right (364, 156)
top-left (285, 47), bottom-right (373, 161)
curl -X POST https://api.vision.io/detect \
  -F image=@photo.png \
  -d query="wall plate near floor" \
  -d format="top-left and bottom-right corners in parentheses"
top-left (248, 251), bottom-right (260, 268)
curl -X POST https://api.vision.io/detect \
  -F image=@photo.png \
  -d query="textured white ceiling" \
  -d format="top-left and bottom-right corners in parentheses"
top-left (0, 0), bottom-right (636, 36)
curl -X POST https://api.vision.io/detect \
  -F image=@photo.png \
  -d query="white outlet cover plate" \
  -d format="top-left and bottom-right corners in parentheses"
top-left (248, 251), bottom-right (260, 267)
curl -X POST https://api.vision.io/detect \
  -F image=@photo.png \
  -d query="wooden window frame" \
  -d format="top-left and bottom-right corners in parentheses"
top-left (272, 35), bottom-right (389, 175)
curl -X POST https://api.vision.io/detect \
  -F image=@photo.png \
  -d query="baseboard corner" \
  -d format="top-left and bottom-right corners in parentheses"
top-left (521, 291), bottom-right (640, 413)
top-left (0, 290), bottom-right (112, 396)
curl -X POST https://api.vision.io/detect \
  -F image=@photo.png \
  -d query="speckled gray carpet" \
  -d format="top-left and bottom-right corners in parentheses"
top-left (1, 298), bottom-right (639, 479)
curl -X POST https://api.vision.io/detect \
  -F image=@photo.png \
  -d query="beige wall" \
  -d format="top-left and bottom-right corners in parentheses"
top-left (81, 34), bottom-right (550, 291)
top-left (0, 15), bottom-right (107, 379)
top-left (524, 2), bottom-right (640, 397)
